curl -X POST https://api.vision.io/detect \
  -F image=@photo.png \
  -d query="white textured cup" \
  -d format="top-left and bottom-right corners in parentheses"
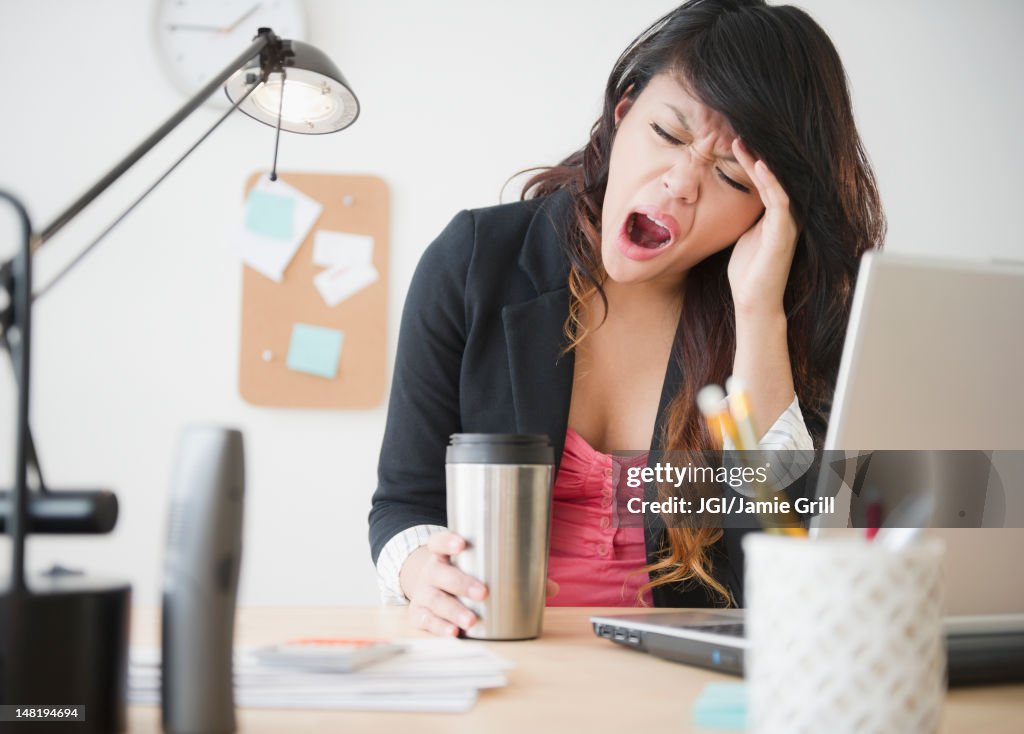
top-left (743, 534), bottom-right (946, 734)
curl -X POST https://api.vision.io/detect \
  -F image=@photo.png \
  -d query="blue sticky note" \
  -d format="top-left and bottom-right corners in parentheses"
top-left (692, 682), bottom-right (748, 731)
top-left (245, 189), bottom-right (295, 240)
top-left (286, 324), bottom-right (344, 379)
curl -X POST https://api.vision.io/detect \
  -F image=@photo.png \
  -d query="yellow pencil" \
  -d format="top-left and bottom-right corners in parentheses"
top-left (696, 385), bottom-right (743, 450)
top-left (725, 377), bottom-right (760, 451)
top-left (725, 378), bottom-right (808, 538)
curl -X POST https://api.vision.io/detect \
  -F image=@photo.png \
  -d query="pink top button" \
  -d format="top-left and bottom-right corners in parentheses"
top-left (546, 427), bottom-right (653, 607)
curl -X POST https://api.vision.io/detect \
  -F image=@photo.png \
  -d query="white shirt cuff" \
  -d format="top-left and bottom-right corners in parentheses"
top-left (722, 394), bottom-right (815, 491)
top-left (721, 393), bottom-right (814, 451)
top-left (375, 524), bottom-right (447, 605)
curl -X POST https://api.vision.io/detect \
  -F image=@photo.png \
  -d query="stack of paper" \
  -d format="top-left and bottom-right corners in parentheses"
top-left (129, 639), bottom-right (512, 713)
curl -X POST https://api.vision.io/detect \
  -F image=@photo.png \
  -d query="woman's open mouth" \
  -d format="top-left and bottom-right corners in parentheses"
top-left (627, 212), bottom-right (672, 248)
top-left (615, 207), bottom-right (679, 261)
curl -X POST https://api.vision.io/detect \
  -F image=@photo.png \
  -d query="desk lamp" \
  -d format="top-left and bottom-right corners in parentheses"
top-left (0, 28), bottom-right (358, 733)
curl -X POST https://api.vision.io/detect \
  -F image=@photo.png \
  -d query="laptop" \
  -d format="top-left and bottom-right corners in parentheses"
top-left (589, 611), bottom-right (1024, 686)
top-left (591, 253), bottom-right (1024, 685)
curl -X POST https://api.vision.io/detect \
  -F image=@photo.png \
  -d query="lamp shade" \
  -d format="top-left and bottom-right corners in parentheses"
top-left (224, 39), bottom-right (359, 134)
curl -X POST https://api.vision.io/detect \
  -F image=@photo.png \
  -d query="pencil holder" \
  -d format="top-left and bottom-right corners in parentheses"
top-left (743, 534), bottom-right (946, 734)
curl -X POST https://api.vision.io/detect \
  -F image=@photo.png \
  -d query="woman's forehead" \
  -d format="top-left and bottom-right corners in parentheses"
top-left (641, 73), bottom-right (737, 140)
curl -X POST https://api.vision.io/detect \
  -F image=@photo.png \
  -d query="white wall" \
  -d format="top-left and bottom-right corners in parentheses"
top-left (1, 1), bottom-right (1022, 606)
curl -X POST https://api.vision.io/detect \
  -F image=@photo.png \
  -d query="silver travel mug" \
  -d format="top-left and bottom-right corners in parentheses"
top-left (445, 433), bottom-right (555, 640)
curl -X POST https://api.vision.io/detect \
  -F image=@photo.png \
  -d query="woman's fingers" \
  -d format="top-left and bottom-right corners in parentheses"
top-left (429, 559), bottom-right (488, 602)
top-left (423, 585), bottom-right (479, 630)
top-left (732, 138), bottom-right (790, 214)
top-left (405, 532), bottom-right (488, 637)
top-left (408, 576), bottom-right (480, 636)
top-left (410, 604), bottom-right (460, 637)
top-left (753, 159), bottom-right (790, 213)
top-left (732, 137), bottom-right (765, 204)
top-left (408, 563), bottom-right (481, 635)
top-left (411, 551), bottom-right (555, 637)
top-left (423, 531), bottom-right (487, 601)
top-left (426, 530), bottom-right (466, 556)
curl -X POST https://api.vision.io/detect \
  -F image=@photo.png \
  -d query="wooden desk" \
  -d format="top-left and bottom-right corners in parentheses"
top-left (129, 606), bottom-right (1023, 733)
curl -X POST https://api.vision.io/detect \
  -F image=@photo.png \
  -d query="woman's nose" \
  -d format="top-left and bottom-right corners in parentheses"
top-left (661, 148), bottom-right (707, 202)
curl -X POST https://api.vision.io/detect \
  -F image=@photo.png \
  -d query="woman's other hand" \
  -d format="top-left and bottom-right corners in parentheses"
top-left (726, 137), bottom-right (799, 318)
top-left (399, 530), bottom-right (488, 637)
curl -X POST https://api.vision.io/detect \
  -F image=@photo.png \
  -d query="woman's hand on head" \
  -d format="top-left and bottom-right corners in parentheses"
top-left (399, 530), bottom-right (488, 637)
top-left (726, 138), bottom-right (799, 319)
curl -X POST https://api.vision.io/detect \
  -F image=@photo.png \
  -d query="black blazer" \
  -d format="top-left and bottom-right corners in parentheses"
top-left (369, 188), bottom-right (758, 607)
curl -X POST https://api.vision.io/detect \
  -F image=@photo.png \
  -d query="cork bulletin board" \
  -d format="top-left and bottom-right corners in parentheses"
top-left (238, 172), bottom-right (389, 409)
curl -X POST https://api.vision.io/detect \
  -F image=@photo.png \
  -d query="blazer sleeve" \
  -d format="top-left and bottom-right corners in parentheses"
top-left (368, 209), bottom-right (475, 564)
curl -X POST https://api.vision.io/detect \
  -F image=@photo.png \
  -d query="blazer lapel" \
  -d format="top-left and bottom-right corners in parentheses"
top-left (503, 292), bottom-right (575, 469)
top-left (502, 190), bottom-right (575, 468)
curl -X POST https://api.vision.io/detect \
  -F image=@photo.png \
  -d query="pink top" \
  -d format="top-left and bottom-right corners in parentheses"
top-left (547, 427), bottom-right (653, 607)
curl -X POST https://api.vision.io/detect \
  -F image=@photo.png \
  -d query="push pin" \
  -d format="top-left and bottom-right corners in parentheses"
top-left (262, 349), bottom-right (273, 362)
top-left (342, 195), bottom-right (354, 207)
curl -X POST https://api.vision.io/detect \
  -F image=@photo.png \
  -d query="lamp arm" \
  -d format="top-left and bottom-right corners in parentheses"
top-left (32, 76), bottom-right (261, 304)
top-left (34, 30), bottom-right (277, 253)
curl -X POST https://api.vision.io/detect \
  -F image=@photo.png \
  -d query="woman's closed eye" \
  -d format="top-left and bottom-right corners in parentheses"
top-left (716, 169), bottom-right (751, 194)
top-left (651, 122), bottom-right (751, 194)
top-left (650, 122), bottom-right (684, 145)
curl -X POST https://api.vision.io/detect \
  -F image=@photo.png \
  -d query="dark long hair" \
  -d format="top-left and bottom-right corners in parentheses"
top-left (522, 0), bottom-right (885, 603)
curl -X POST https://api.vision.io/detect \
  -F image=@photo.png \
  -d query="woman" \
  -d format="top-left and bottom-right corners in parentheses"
top-left (368, 0), bottom-right (884, 636)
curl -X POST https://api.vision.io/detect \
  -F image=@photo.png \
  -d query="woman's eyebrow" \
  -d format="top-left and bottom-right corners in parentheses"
top-left (663, 104), bottom-right (738, 163)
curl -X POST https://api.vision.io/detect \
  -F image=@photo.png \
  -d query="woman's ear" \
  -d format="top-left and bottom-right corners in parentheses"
top-left (614, 85), bottom-right (636, 126)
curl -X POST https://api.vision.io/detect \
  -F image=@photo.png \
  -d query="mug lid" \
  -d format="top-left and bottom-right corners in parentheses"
top-left (447, 433), bottom-right (554, 465)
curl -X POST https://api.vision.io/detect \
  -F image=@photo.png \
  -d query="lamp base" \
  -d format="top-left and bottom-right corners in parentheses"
top-left (0, 576), bottom-right (130, 733)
